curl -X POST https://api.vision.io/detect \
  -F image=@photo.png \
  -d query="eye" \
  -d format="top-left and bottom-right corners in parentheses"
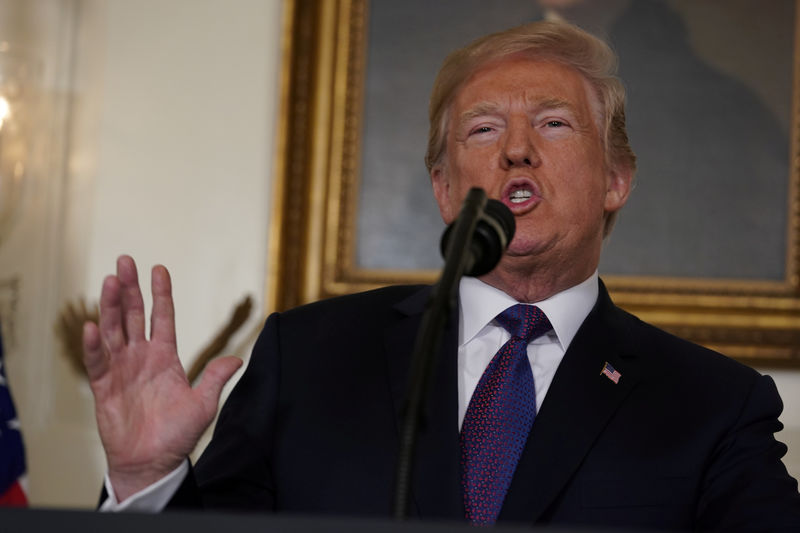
top-left (545, 120), bottom-right (565, 128)
top-left (470, 126), bottom-right (494, 135)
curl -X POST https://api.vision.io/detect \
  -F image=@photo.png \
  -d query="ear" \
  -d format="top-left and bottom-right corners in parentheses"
top-left (603, 163), bottom-right (633, 214)
top-left (431, 164), bottom-right (457, 223)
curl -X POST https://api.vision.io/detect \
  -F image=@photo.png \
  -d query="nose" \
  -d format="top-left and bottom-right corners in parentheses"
top-left (500, 118), bottom-right (539, 169)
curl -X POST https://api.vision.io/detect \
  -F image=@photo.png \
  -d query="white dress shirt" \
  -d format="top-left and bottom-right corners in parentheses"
top-left (457, 273), bottom-right (598, 427)
top-left (102, 272), bottom-right (599, 511)
top-left (100, 460), bottom-right (188, 512)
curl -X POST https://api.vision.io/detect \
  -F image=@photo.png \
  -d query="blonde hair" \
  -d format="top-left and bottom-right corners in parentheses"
top-left (425, 21), bottom-right (636, 235)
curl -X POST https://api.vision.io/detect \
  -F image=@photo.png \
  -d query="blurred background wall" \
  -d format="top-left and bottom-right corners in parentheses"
top-left (0, 0), bottom-right (282, 506)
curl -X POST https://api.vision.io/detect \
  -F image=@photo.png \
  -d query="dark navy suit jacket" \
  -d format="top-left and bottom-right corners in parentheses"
top-left (169, 281), bottom-right (800, 530)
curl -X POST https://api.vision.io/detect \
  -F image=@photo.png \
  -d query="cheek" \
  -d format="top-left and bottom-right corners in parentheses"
top-left (549, 168), bottom-right (608, 219)
top-left (449, 154), bottom-right (499, 196)
top-left (442, 153), bottom-right (483, 200)
top-left (433, 169), bottom-right (471, 224)
top-left (560, 147), bottom-right (608, 199)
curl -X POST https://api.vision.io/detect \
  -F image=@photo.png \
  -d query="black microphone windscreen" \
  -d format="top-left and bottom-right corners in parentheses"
top-left (439, 197), bottom-right (516, 277)
top-left (467, 199), bottom-right (515, 276)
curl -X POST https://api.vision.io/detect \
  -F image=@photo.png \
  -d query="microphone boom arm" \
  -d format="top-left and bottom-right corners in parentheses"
top-left (392, 188), bottom-right (513, 519)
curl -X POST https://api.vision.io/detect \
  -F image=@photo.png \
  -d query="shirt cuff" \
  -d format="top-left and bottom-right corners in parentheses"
top-left (99, 460), bottom-right (189, 513)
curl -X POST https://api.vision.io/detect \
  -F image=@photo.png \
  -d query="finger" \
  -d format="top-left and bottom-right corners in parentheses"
top-left (194, 356), bottom-right (244, 416)
top-left (83, 321), bottom-right (109, 383)
top-left (98, 274), bottom-right (125, 353)
top-left (150, 264), bottom-right (177, 346)
top-left (116, 255), bottom-right (146, 343)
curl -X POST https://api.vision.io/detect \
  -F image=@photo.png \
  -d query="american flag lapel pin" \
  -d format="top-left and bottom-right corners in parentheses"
top-left (600, 362), bottom-right (622, 384)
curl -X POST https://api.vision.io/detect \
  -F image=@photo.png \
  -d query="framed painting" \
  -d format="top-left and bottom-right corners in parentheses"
top-left (268, 0), bottom-right (800, 365)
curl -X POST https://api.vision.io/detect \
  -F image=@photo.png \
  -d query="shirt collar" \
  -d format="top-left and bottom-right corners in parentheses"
top-left (459, 271), bottom-right (599, 352)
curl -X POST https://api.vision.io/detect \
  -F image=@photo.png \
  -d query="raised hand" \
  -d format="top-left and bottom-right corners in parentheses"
top-left (83, 255), bottom-right (242, 502)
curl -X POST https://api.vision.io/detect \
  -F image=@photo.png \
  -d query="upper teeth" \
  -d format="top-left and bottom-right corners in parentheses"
top-left (509, 190), bottom-right (532, 203)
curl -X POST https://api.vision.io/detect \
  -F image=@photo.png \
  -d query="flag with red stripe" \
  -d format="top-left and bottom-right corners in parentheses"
top-left (0, 323), bottom-right (27, 506)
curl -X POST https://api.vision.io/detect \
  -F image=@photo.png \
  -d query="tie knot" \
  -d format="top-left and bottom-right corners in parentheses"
top-left (495, 304), bottom-right (551, 342)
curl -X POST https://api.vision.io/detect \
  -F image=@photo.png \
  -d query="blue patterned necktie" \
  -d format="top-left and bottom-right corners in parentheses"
top-left (460, 304), bottom-right (552, 524)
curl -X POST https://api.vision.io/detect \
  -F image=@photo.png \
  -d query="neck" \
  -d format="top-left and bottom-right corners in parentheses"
top-left (479, 254), bottom-right (598, 303)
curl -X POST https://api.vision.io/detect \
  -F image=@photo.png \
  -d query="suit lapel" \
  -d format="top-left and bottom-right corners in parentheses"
top-left (384, 286), bottom-right (464, 521)
top-left (499, 282), bottom-right (642, 524)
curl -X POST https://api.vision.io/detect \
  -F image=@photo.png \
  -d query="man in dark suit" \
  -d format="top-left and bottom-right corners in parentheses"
top-left (83, 21), bottom-right (800, 528)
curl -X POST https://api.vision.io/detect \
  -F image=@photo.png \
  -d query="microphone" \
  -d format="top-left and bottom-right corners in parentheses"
top-left (393, 188), bottom-right (515, 519)
top-left (439, 188), bottom-right (516, 277)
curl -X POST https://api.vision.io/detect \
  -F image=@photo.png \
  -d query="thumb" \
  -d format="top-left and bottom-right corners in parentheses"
top-left (194, 356), bottom-right (244, 415)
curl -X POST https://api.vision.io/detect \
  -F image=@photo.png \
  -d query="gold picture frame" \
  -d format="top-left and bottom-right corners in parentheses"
top-left (268, 0), bottom-right (800, 365)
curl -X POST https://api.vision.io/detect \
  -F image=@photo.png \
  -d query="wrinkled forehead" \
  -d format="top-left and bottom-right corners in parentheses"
top-left (447, 55), bottom-right (604, 133)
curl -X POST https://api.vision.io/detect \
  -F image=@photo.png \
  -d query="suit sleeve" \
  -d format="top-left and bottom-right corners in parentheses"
top-left (696, 374), bottom-right (800, 530)
top-left (166, 312), bottom-right (282, 511)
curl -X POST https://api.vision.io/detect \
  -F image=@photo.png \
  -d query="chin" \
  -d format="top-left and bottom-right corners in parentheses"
top-left (503, 239), bottom-right (549, 262)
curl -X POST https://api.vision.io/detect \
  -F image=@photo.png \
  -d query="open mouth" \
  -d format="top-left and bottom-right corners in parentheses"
top-left (502, 179), bottom-right (540, 211)
top-left (509, 189), bottom-right (533, 204)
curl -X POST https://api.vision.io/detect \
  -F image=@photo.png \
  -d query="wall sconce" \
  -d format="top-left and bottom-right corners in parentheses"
top-left (0, 42), bottom-right (36, 248)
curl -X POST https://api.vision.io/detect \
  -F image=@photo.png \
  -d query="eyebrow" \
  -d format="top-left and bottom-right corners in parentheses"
top-left (457, 97), bottom-right (578, 127)
top-left (457, 102), bottom-right (504, 126)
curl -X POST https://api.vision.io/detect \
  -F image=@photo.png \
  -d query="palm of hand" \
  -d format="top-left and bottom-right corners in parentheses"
top-left (83, 256), bottom-right (242, 501)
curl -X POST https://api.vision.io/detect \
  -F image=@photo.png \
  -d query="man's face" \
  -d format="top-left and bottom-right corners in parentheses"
top-left (431, 57), bottom-right (630, 280)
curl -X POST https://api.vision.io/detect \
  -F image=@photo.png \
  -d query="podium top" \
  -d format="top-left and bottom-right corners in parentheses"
top-left (0, 507), bottom-right (659, 532)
